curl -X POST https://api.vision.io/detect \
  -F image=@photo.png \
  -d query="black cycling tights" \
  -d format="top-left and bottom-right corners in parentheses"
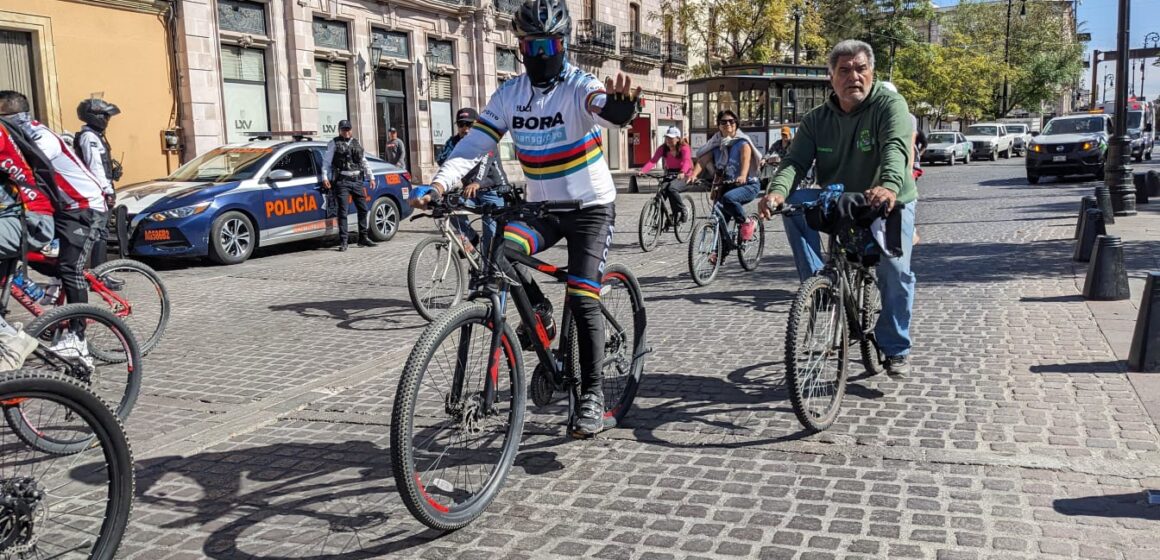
top-left (501, 203), bottom-right (615, 396)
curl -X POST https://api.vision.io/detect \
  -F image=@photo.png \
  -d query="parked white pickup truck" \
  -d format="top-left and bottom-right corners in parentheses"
top-left (964, 123), bottom-right (1016, 160)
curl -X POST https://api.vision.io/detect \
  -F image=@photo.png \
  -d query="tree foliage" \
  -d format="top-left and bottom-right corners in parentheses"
top-left (815, 0), bottom-right (935, 78)
top-left (893, 36), bottom-right (1004, 125)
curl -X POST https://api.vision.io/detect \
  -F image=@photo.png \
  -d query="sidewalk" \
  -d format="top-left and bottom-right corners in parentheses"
top-left (1082, 162), bottom-right (1160, 423)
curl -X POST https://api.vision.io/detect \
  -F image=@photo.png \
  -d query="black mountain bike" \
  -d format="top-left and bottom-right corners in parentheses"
top-left (637, 172), bottom-right (696, 251)
top-left (391, 186), bottom-right (648, 530)
top-left (777, 197), bottom-right (890, 432)
top-left (0, 370), bottom-right (135, 559)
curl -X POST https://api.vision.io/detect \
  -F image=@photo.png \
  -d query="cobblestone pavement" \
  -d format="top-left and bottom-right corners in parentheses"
top-left (92, 157), bottom-right (1160, 559)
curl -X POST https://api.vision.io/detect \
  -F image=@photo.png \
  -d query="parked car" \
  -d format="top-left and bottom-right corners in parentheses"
top-left (111, 135), bottom-right (413, 264)
top-left (964, 123), bottom-right (1015, 160)
top-left (921, 131), bottom-right (972, 165)
top-left (1025, 113), bottom-right (1113, 184)
top-left (1005, 123), bottom-right (1032, 156)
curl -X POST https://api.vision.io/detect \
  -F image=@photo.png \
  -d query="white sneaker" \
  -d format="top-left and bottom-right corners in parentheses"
top-left (48, 332), bottom-right (94, 369)
top-left (0, 330), bottom-right (39, 372)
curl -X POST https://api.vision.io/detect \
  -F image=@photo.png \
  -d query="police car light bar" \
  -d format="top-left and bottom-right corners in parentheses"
top-left (245, 131), bottom-right (317, 141)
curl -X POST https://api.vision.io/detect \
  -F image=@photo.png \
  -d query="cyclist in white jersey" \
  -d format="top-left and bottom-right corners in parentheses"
top-left (411, 0), bottom-right (640, 437)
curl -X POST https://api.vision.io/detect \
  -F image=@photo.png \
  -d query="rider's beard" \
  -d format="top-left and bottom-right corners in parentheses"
top-left (524, 52), bottom-right (565, 88)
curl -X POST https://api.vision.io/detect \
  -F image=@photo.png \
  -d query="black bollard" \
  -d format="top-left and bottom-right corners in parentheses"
top-left (1075, 196), bottom-right (1097, 239)
top-left (1094, 185), bottom-right (1115, 225)
top-left (628, 174), bottom-right (639, 194)
top-left (1083, 236), bottom-right (1131, 301)
top-left (1148, 170), bottom-right (1160, 199)
top-left (1134, 171), bottom-right (1149, 204)
top-left (1073, 208), bottom-right (1106, 262)
top-left (1129, 272), bottom-right (1160, 372)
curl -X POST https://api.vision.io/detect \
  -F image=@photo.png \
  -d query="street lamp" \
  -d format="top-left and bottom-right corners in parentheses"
top-left (360, 41), bottom-right (384, 91)
top-left (1103, 73), bottom-right (1114, 102)
top-left (1001, 0), bottom-right (1028, 116)
top-left (1144, 32), bottom-right (1160, 98)
top-left (1106, 0), bottom-right (1135, 216)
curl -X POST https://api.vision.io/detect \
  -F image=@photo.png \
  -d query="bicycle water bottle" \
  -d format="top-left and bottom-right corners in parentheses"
top-left (13, 270), bottom-right (46, 300)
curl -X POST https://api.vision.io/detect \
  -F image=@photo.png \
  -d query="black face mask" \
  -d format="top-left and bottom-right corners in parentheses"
top-left (524, 52), bottom-right (566, 88)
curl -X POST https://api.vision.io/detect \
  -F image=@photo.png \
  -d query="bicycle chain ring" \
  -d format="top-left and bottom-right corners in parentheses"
top-left (529, 363), bottom-right (554, 408)
top-left (0, 476), bottom-right (46, 555)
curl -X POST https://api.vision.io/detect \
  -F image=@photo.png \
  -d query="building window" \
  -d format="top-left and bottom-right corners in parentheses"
top-left (427, 39), bottom-right (454, 67)
top-left (316, 60), bottom-right (349, 136)
top-left (630, 4), bottom-right (640, 33)
top-left (312, 18), bottom-right (349, 51)
top-left (430, 75), bottom-right (454, 156)
top-left (690, 92), bottom-right (706, 130)
top-left (497, 48), bottom-right (518, 74)
top-left (0, 30), bottom-right (37, 116)
top-left (220, 45), bottom-right (269, 143)
top-left (218, 0), bottom-right (266, 35)
top-left (374, 68), bottom-right (409, 169)
top-left (584, 0), bottom-right (596, 20)
top-left (372, 29), bottom-right (410, 59)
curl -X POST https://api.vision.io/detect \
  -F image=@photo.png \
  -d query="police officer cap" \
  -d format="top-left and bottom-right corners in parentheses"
top-left (338, 119), bottom-right (353, 130)
top-left (455, 108), bottom-right (478, 124)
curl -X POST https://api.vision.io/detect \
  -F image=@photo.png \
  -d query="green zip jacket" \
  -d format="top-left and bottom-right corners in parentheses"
top-left (768, 81), bottom-right (917, 204)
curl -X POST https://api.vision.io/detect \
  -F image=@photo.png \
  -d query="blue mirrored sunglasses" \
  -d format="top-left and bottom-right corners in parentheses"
top-left (519, 36), bottom-right (565, 57)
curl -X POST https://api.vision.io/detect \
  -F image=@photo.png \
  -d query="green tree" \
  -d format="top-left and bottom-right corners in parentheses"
top-left (940, 0), bottom-right (1083, 118)
top-left (893, 35), bottom-right (1005, 125)
top-left (814, 0), bottom-right (935, 78)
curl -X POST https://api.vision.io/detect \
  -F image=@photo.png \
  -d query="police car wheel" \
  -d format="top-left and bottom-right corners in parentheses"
top-left (370, 197), bottom-right (400, 242)
top-left (209, 211), bottom-right (255, 265)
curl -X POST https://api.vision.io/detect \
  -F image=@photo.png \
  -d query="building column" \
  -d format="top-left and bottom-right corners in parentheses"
top-left (176, 0), bottom-right (225, 155)
top-left (281, 1), bottom-right (316, 134)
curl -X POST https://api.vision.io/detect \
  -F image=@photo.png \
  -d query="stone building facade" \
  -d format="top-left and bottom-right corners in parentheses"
top-left (172, 0), bottom-right (689, 182)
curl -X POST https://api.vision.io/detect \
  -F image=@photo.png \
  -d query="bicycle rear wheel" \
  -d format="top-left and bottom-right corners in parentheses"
top-left (785, 274), bottom-right (849, 432)
top-left (391, 302), bottom-right (525, 530)
top-left (90, 258), bottom-right (170, 358)
top-left (0, 370), bottom-right (134, 559)
top-left (687, 220), bottom-right (722, 286)
top-left (596, 264), bottom-right (647, 427)
top-left (407, 235), bottom-right (466, 322)
top-left (852, 269), bottom-right (885, 376)
top-left (673, 195), bottom-right (696, 243)
top-left (637, 198), bottom-right (663, 252)
top-left (736, 214), bottom-right (766, 271)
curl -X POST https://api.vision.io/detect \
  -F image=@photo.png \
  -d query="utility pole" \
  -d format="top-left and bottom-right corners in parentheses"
top-left (1002, 0), bottom-right (1014, 115)
top-left (792, 6), bottom-right (803, 65)
top-left (1106, 0), bottom-right (1136, 215)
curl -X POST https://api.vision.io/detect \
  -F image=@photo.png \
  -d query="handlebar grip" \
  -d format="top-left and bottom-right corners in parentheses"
top-left (543, 200), bottom-right (583, 212)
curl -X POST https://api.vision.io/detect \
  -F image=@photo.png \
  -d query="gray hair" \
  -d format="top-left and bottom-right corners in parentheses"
top-left (828, 40), bottom-right (875, 71)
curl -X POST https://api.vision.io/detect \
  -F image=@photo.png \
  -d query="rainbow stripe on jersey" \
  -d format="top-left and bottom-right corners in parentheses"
top-left (516, 131), bottom-right (604, 181)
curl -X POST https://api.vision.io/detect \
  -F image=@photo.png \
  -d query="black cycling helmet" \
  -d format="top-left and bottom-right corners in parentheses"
top-left (77, 98), bottom-right (121, 131)
top-left (513, 0), bottom-right (571, 38)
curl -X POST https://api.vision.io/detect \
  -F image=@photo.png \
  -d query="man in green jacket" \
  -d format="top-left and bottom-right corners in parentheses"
top-left (758, 39), bottom-right (917, 377)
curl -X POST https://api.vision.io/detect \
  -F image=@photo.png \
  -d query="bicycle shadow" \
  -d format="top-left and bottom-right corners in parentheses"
top-left (112, 440), bottom-right (565, 559)
top-left (643, 286), bottom-right (796, 313)
top-left (268, 298), bottom-right (422, 332)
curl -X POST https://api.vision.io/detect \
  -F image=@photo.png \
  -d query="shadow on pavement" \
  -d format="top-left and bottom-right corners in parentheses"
top-left (641, 286), bottom-right (797, 312)
top-left (1029, 360), bottom-right (1124, 374)
top-left (1053, 493), bottom-right (1160, 520)
top-left (913, 238), bottom-right (1073, 284)
top-left (268, 297), bottom-right (421, 332)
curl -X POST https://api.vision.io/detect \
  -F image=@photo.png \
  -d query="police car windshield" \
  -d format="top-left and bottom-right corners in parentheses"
top-left (166, 147), bottom-right (273, 182)
top-left (1042, 117), bottom-right (1104, 135)
top-left (928, 133), bottom-right (957, 144)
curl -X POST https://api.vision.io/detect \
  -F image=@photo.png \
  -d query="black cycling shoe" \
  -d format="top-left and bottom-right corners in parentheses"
top-left (885, 355), bottom-right (911, 377)
top-left (570, 391), bottom-right (605, 438)
top-left (100, 276), bottom-right (126, 291)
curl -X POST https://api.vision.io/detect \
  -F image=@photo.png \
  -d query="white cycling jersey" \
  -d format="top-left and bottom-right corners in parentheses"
top-left (29, 120), bottom-right (107, 212)
top-left (432, 64), bottom-right (618, 208)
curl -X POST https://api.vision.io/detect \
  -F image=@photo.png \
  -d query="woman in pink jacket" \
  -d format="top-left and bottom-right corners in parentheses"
top-left (639, 126), bottom-right (693, 222)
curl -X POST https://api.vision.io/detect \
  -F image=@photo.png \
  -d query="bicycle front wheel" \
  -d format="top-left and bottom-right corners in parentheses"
top-left (391, 302), bottom-right (526, 530)
top-left (638, 198), bottom-right (663, 252)
top-left (673, 195), bottom-right (696, 243)
top-left (737, 214), bottom-right (766, 271)
top-left (597, 264), bottom-right (647, 426)
top-left (0, 370), bottom-right (134, 559)
top-left (785, 274), bottom-right (849, 432)
top-left (687, 220), bottom-right (722, 286)
top-left (407, 235), bottom-right (466, 322)
top-left (90, 258), bottom-right (170, 357)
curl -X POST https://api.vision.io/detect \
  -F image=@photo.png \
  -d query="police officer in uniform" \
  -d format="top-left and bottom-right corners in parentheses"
top-left (322, 120), bottom-right (376, 251)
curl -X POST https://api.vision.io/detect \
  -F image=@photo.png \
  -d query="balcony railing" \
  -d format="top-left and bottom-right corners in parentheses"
top-left (666, 41), bottom-right (688, 66)
top-left (493, 0), bottom-right (521, 14)
top-left (621, 31), bottom-right (662, 61)
top-left (575, 20), bottom-right (617, 53)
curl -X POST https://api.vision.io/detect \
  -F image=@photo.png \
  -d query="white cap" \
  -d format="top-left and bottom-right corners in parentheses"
top-left (664, 126), bottom-right (681, 138)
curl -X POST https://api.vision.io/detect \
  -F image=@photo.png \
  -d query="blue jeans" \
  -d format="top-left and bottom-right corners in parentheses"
top-left (451, 190), bottom-right (504, 257)
top-left (782, 188), bottom-right (917, 358)
top-left (716, 181), bottom-right (759, 243)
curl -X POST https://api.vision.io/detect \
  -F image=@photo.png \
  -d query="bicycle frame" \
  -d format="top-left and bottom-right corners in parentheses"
top-left (12, 253), bottom-right (133, 320)
top-left (821, 230), bottom-right (877, 346)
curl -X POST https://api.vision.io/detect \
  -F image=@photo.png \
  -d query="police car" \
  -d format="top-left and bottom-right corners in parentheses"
top-left (110, 132), bottom-right (413, 264)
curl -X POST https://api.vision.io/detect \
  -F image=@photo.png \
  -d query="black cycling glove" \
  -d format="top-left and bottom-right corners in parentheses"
top-left (598, 93), bottom-right (640, 126)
